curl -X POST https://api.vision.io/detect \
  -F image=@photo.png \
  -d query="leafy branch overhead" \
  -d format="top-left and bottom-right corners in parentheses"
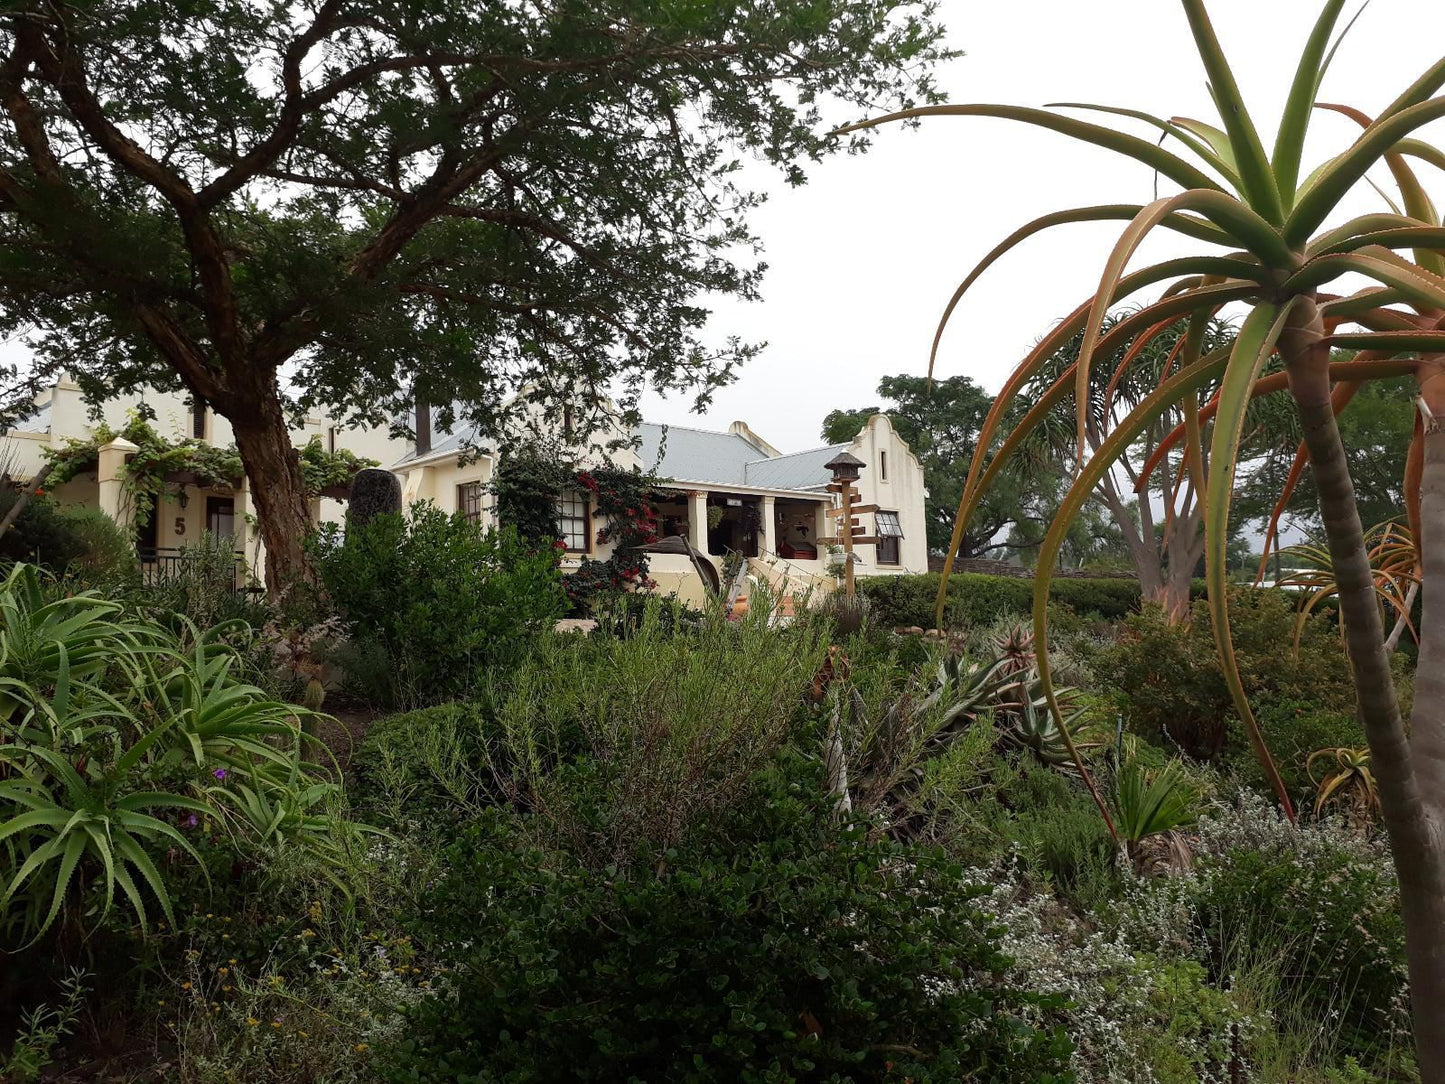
top-left (0, 0), bottom-right (955, 588)
top-left (41, 411), bottom-right (375, 528)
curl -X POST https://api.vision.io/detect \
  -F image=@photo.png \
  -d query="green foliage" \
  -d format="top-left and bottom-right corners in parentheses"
top-left (0, 565), bottom-right (346, 948)
top-left (350, 703), bottom-right (496, 825)
top-left (51, 506), bottom-right (139, 590)
top-left (1099, 590), bottom-right (1357, 763)
top-left (493, 451), bottom-right (668, 612)
top-left (858, 571), bottom-right (1154, 629)
top-left (0, 968), bottom-right (88, 1082)
top-left (0, 491), bottom-right (91, 573)
top-left (1190, 799), bottom-right (1409, 1054)
top-left (138, 530), bottom-right (251, 631)
top-left (297, 435), bottom-right (377, 493)
top-left (386, 758), bottom-right (1073, 1084)
top-left (1109, 757), bottom-right (1199, 851)
top-left (312, 505), bottom-right (565, 707)
top-left (42, 410), bottom-right (244, 529)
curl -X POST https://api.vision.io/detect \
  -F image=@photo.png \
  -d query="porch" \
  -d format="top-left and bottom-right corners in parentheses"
top-left (639, 487), bottom-right (838, 606)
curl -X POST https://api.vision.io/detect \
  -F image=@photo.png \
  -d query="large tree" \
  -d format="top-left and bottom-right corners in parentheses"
top-left (821, 374), bottom-right (1060, 560)
top-left (1020, 311), bottom-right (1276, 616)
top-left (0, 0), bottom-right (951, 590)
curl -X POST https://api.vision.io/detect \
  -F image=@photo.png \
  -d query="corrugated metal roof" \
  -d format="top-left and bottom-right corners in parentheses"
top-left (636, 422), bottom-right (766, 486)
top-left (9, 399), bottom-right (50, 434)
top-left (743, 443), bottom-right (848, 491)
top-left (394, 411), bottom-right (846, 495)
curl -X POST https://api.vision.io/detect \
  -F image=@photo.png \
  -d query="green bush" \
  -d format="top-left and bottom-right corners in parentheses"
top-left (1189, 795), bottom-right (1408, 1057)
top-left (0, 565), bottom-right (351, 956)
top-left (53, 506), bottom-right (139, 589)
top-left (857, 571), bottom-right (1157, 629)
top-left (350, 703), bottom-right (495, 823)
top-left (311, 504), bottom-right (566, 707)
top-left (0, 492), bottom-right (138, 586)
top-left (1098, 589), bottom-right (1357, 763)
top-left (385, 757), bottom-right (1073, 1083)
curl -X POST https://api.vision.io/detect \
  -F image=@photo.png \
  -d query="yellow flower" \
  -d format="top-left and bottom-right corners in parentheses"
top-left (217, 967), bottom-right (229, 976)
top-left (180, 982), bottom-right (192, 991)
top-left (246, 1017), bottom-right (260, 1027)
top-left (354, 1043), bottom-right (369, 1053)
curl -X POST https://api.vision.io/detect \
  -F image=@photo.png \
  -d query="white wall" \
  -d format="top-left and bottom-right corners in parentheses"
top-left (848, 414), bottom-right (929, 575)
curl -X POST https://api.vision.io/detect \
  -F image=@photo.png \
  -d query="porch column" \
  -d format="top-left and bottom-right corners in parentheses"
top-left (814, 500), bottom-right (831, 544)
top-left (687, 489), bottom-right (709, 555)
top-left (234, 478), bottom-right (257, 574)
top-left (97, 437), bottom-right (139, 528)
top-left (760, 495), bottom-right (776, 555)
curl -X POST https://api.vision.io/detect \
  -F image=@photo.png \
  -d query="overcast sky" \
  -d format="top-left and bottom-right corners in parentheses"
top-left (638, 0), bottom-right (1445, 453)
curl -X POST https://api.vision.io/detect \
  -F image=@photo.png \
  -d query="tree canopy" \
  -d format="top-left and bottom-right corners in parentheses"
top-left (0, 0), bottom-right (952, 586)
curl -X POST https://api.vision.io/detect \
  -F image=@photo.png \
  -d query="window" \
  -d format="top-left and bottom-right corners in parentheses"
top-left (457, 481), bottom-right (485, 524)
top-left (880, 450), bottom-right (888, 481)
top-left (556, 490), bottom-right (591, 553)
top-left (876, 510), bottom-right (903, 566)
top-left (327, 426), bottom-right (337, 454)
top-left (206, 496), bottom-right (235, 541)
top-left (190, 399), bottom-right (207, 439)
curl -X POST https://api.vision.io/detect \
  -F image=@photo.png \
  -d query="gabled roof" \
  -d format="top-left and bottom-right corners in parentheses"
top-left (742, 443), bottom-right (849, 491)
top-left (636, 422), bottom-right (766, 486)
top-left (392, 408), bottom-right (869, 496)
top-left (8, 398), bottom-right (50, 435)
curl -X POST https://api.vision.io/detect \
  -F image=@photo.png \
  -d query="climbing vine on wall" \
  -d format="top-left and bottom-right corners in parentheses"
top-left (43, 409), bottom-right (376, 528)
top-left (493, 449), bottom-right (668, 610)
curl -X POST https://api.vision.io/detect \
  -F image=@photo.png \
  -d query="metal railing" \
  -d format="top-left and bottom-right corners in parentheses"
top-left (137, 547), bottom-right (248, 590)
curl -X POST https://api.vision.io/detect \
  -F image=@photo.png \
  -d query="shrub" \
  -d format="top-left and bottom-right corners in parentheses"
top-left (311, 504), bottom-right (565, 707)
top-left (385, 757), bottom-right (1074, 1083)
top-left (857, 571), bottom-right (1153, 629)
top-left (0, 565), bottom-right (351, 955)
top-left (53, 506), bottom-right (138, 589)
top-left (0, 491), bottom-right (138, 585)
top-left (349, 703), bottom-right (495, 824)
top-left (1098, 589), bottom-right (1357, 762)
top-left (1188, 794), bottom-right (1409, 1056)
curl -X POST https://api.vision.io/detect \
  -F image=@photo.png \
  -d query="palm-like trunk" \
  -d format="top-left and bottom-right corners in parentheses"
top-left (1283, 300), bottom-right (1445, 1072)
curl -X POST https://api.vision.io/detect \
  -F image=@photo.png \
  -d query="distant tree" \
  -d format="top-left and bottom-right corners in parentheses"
top-left (822, 374), bottom-right (1059, 560)
top-left (0, 0), bottom-right (951, 589)
top-left (1020, 312), bottom-right (1278, 616)
top-left (1236, 366), bottom-right (1415, 540)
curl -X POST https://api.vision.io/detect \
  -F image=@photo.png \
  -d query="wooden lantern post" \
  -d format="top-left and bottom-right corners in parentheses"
top-left (820, 452), bottom-right (877, 601)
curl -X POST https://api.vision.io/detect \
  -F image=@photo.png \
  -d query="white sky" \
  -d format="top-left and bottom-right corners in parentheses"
top-left (639, 0), bottom-right (1445, 452)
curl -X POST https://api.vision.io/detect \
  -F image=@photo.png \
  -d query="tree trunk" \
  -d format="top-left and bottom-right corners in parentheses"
top-left (1283, 301), bottom-right (1445, 1073)
top-left (228, 385), bottom-right (314, 596)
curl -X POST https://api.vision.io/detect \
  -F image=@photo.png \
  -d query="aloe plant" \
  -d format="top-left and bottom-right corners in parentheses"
top-left (843, 0), bottom-right (1445, 1060)
top-left (0, 566), bottom-right (351, 948)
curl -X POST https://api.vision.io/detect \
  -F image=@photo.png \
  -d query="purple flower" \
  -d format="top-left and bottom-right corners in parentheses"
top-left (213, 768), bottom-right (228, 781)
top-left (185, 814), bottom-right (199, 829)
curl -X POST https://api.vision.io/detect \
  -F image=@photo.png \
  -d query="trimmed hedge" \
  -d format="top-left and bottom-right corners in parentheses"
top-left (856, 572), bottom-right (1204, 628)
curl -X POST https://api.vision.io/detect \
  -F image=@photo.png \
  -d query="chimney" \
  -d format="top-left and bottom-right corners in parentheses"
top-left (415, 393), bottom-right (431, 456)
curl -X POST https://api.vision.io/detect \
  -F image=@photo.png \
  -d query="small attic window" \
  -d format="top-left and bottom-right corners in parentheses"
top-left (880, 450), bottom-right (888, 481)
top-left (190, 399), bottom-right (207, 439)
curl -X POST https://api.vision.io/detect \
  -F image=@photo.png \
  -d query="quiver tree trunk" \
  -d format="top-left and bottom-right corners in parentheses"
top-left (1284, 301), bottom-right (1445, 1072)
top-left (228, 388), bottom-right (314, 596)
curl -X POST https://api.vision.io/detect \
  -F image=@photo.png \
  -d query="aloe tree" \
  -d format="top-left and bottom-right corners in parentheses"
top-left (843, 0), bottom-right (1445, 1061)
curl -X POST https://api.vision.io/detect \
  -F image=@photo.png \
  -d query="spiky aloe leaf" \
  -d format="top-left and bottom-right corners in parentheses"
top-left (1273, 0), bottom-right (1349, 203)
top-left (1203, 301), bottom-right (1300, 822)
top-left (1180, 0), bottom-right (1284, 222)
